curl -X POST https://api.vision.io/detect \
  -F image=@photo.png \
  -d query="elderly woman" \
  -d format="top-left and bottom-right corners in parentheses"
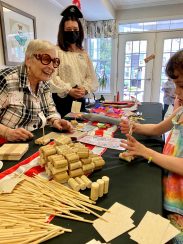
top-left (0, 39), bottom-right (73, 142)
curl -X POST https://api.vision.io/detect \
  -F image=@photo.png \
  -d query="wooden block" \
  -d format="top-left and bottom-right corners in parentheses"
top-left (102, 176), bottom-right (110, 194)
top-left (69, 161), bottom-right (82, 170)
top-left (74, 142), bottom-right (86, 148)
top-left (92, 157), bottom-right (105, 168)
top-left (35, 137), bottom-right (50, 145)
top-left (81, 175), bottom-right (92, 188)
top-left (53, 159), bottom-right (68, 168)
top-left (70, 120), bottom-right (78, 127)
top-left (68, 178), bottom-right (80, 191)
top-left (47, 154), bottom-right (65, 163)
top-left (43, 148), bottom-right (57, 157)
top-left (81, 158), bottom-right (92, 165)
top-left (75, 177), bottom-right (86, 190)
top-left (65, 153), bottom-right (79, 163)
top-left (45, 165), bottom-right (52, 177)
top-left (39, 157), bottom-right (46, 166)
top-left (71, 101), bottom-right (81, 113)
top-left (82, 163), bottom-right (95, 172)
top-left (119, 152), bottom-right (134, 162)
top-left (69, 168), bottom-right (83, 178)
top-left (77, 148), bottom-right (89, 159)
top-left (0, 144), bottom-right (29, 160)
top-left (50, 165), bottom-right (68, 175)
top-left (53, 171), bottom-right (69, 183)
top-left (55, 136), bottom-right (72, 145)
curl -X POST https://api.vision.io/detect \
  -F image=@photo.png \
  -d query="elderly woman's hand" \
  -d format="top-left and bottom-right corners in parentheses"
top-left (5, 128), bottom-right (34, 142)
top-left (52, 119), bottom-right (73, 132)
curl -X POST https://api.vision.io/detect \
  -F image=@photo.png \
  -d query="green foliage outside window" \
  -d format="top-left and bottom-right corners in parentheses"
top-left (88, 38), bottom-right (112, 92)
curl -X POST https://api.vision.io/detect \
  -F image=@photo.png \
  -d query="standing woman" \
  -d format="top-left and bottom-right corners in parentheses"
top-left (50, 5), bottom-right (99, 118)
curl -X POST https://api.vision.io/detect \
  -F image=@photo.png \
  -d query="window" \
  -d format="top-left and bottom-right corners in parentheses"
top-left (159, 38), bottom-right (183, 103)
top-left (87, 38), bottom-right (112, 93)
top-left (123, 40), bottom-right (147, 101)
top-left (119, 19), bottom-right (183, 33)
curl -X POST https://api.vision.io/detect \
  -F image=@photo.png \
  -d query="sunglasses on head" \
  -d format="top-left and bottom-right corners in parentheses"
top-left (33, 54), bottom-right (60, 68)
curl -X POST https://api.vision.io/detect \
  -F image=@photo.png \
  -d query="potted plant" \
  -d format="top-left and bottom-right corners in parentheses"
top-left (95, 63), bottom-right (108, 90)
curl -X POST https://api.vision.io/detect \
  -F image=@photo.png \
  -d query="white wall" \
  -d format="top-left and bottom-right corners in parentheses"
top-left (0, 0), bottom-right (62, 66)
top-left (102, 0), bottom-right (115, 19)
top-left (116, 3), bottom-right (183, 23)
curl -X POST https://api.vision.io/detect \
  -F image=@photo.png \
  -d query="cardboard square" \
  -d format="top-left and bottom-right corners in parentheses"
top-left (161, 222), bottom-right (180, 243)
top-left (0, 177), bottom-right (24, 193)
top-left (0, 144), bottom-right (29, 160)
top-left (93, 202), bottom-right (135, 242)
top-left (85, 239), bottom-right (104, 244)
top-left (129, 212), bottom-right (171, 244)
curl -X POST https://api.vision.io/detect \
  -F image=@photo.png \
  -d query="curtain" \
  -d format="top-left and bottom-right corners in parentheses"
top-left (85, 19), bottom-right (117, 38)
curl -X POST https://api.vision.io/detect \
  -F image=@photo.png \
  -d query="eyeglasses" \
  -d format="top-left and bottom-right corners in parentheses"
top-left (33, 54), bottom-right (60, 68)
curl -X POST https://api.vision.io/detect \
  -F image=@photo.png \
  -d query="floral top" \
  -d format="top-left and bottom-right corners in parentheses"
top-left (50, 48), bottom-right (99, 98)
top-left (163, 106), bottom-right (183, 215)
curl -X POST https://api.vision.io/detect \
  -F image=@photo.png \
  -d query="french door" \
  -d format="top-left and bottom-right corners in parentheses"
top-left (117, 30), bottom-right (183, 102)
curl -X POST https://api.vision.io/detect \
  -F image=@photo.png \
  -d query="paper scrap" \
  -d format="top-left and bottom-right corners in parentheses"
top-left (78, 135), bottom-right (125, 150)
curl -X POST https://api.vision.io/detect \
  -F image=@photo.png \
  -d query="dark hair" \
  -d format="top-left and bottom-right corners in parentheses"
top-left (165, 49), bottom-right (183, 79)
top-left (57, 16), bottom-right (84, 51)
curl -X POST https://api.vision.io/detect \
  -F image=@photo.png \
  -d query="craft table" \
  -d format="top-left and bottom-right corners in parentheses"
top-left (0, 102), bottom-right (164, 244)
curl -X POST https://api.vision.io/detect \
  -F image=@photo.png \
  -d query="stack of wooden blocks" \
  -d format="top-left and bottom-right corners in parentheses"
top-left (39, 135), bottom-right (105, 183)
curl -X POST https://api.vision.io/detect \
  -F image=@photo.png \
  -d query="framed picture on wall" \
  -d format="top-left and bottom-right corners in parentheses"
top-left (0, 1), bottom-right (37, 65)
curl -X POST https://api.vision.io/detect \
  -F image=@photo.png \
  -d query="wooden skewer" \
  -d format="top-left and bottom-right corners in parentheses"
top-left (3, 212), bottom-right (60, 230)
top-left (19, 230), bottom-right (58, 244)
top-left (0, 238), bottom-right (28, 244)
top-left (30, 229), bottom-right (64, 244)
top-left (55, 213), bottom-right (94, 223)
top-left (77, 199), bottom-right (109, 212)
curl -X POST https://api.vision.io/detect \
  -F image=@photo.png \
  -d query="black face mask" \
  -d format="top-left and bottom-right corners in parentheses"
top-left (64, 31), bottom-right (79, 44)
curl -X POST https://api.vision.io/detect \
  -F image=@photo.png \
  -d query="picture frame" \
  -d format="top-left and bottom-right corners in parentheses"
top-left (0, 1), bottom-right (37, 65)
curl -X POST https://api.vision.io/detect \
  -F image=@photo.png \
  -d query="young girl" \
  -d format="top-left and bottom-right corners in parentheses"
top-left (120, 49), bottom-right (183, 243)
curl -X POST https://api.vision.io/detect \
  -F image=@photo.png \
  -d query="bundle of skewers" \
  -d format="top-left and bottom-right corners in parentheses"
top-left (0, 174), bottom-right (108, 243)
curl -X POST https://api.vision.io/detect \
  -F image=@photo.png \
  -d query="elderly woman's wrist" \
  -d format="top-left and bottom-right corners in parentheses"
top-left (2, 126), bottom-right (10, 139)
top-left (49, 118), bottom-right (60, 127)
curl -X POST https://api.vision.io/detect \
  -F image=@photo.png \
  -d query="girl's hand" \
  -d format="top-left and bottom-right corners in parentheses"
top-left (120, 118), bottom-right (131, 134)
top-left (120, 134), bottom-right (147, 157)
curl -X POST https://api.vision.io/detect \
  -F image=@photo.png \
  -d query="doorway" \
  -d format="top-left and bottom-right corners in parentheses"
top-left (117, 30), bottom-right (183, 102)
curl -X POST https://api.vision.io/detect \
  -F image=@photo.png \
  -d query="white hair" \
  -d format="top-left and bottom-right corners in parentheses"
top-left (25, 39), bottom-right (57, 57)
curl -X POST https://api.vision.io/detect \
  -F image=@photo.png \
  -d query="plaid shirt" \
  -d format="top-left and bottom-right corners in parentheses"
top-left (0, 65), bottom-right (60, 131)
